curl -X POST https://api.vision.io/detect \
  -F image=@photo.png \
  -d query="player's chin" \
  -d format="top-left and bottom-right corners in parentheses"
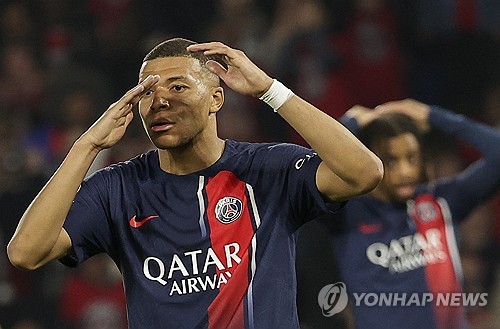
top-left (394, 185), bottom-right (416, 201)
top-left (151, 134), bottom-right (190, 150)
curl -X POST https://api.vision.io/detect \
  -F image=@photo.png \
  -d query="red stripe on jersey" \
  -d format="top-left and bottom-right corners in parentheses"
top-left (205, 171), bottom-right (255, 329)
top-left (410, 194), bottom-right (463, 329)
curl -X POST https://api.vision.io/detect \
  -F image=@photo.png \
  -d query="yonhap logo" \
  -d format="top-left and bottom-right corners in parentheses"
top-left (318, 282), bottom-right (348, 317)
top-left (317, 282), bottom-right (488, 318)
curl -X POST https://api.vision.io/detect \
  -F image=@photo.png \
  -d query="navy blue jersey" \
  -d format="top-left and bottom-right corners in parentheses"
top-left (331, 107), bottom-right (500, 329)
top-left (60, 140), bottom-right (343, 329)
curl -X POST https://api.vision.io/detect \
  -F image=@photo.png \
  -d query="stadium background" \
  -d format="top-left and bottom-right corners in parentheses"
top-left (0, 0), bottom-right (499, 328)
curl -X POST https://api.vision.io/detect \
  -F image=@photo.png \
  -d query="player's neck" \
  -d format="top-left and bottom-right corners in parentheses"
top-left (370, 186), bottom-right (391, 203)
top-left (370, 187), bottom-right (409, 206)
top-left (157, 136), bottom-right (225, 175)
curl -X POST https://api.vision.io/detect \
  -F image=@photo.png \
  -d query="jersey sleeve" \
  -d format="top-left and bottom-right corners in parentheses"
top-left (59, 169), bottom-right (115, 267)
top-left (429, 106), bottom-right (500, 221)
top-left (339, 113), bottom-right (361, 134)
top-left (265, 143), bottom-right (346, 227)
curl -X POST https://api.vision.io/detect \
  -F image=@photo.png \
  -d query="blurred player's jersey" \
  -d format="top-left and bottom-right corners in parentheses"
top-left (61, 140), bottom-right (342, 329)
top-left (332, 190), bottom-right (469, 329)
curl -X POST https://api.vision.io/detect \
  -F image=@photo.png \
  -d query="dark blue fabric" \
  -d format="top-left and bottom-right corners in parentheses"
top-left (60, 140), bottom-right (343, 329)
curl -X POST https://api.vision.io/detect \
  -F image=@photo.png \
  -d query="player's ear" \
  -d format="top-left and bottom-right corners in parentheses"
top-left (209, 86), bottom-right (224, 115)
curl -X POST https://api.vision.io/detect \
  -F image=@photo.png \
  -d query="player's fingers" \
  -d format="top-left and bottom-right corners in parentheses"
top-left (128, 75), bottom-right (160, 104)
top-left (187, 42), bottom-right (240, 61)
top-left (116, 75), bottom-right (159, 108)
top-left (377, 98), bottom-right (419, 111)
top-left (375, 101), bottom-right (401, 111)
top-left (124, 110), bottom-right (134, 127)
top-left (120, 84), bottom-right (145, 105)
top-left (350, 105), bottom-right (374, 112)
top-left (205, 60), bottom-right (228, 78)
top-left (118, 103), bottom-right (133, 116)
top-left (116, 109), bottom-right (133, 127)
top-left (187, 41), bottom-right (228, 53)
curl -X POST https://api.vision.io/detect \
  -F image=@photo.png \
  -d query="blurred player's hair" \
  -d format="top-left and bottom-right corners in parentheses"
top-left (358, 113), bottom-right (423, 153)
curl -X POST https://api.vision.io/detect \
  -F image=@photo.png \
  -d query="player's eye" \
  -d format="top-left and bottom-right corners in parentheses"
top-left (408, 154), bottom-right (419, 164)
top-left (386, 158), bottom-right (397, 168)
top-left (171, 85), bottom-right (186, 92)
top-left (144, 89), bottom-right (154, 96)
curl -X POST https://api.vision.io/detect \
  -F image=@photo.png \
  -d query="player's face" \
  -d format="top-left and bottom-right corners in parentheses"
top-left (373, 133), bottom-right (423, 202)
top-left (138, 57), bottom-right (223, 149)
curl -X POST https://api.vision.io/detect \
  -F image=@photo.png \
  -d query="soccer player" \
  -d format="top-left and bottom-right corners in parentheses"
top-left (328, 99), bottom-right (500, 329)
top-left (7, 38), bottom-right (383, 328)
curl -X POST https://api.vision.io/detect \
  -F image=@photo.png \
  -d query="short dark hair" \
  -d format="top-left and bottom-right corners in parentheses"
top-left (143, 37), bottom-right (226, 69)
top-left (357, 113), bottom-right (423, 152)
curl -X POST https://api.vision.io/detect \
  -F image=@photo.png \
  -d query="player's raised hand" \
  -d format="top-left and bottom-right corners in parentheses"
top-left (80, 74), bottom-right (159, 151)
top-left (376, 98), bottom-right (431, 132)
top-left (187, 42), bottom-right (273, 98)
top-left (344, 105), bottom-right (380, 127)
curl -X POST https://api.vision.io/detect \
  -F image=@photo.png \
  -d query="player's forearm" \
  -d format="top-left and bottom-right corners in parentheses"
top-left (7, 138), bottom-right (100, 269)
top-left (278, 96), bottom-right (383, 192)
top-left (430, 106), bottom-right (500, 161)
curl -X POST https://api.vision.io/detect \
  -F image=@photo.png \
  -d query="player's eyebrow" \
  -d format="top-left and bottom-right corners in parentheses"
top-left (165, 75), bottom-right (187, 83)
top-left (139, 75), bottom-right (186, 84)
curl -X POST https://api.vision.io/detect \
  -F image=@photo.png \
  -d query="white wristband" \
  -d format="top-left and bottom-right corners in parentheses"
top-left (259, 79), bottom-right (295, 112)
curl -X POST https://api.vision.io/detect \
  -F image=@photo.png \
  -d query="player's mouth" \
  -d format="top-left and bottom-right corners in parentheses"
top-left (151, 119), bottom-right (175, 132)
top-left (395, 183), bottom-right (416, 199)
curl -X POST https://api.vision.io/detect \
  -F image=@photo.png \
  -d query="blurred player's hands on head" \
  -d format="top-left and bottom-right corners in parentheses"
top-left (376, 98), bottom-right (431, 132)
top-left (344, 105), bottom-right (379, 127)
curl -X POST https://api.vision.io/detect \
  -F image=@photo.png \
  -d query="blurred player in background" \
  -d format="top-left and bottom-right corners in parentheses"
top-left (7, 38), bottom-right (382, 328)
top-left (326, 98), bottom-right (500, 329)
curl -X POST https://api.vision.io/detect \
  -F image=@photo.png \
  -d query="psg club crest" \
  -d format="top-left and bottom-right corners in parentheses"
top-left (215, 196), bottom-right (243, 224)
top-left (415, 200), bottom-right (439, 222)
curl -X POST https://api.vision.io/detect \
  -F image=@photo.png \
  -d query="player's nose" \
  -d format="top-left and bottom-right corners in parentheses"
top-left (397, 160), bottom-right (416, 179)
top-left (151, 95), bottom-right (170, 111)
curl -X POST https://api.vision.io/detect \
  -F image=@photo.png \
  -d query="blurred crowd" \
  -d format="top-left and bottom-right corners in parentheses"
top-left (0, 0), bottom-right (499, 328)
